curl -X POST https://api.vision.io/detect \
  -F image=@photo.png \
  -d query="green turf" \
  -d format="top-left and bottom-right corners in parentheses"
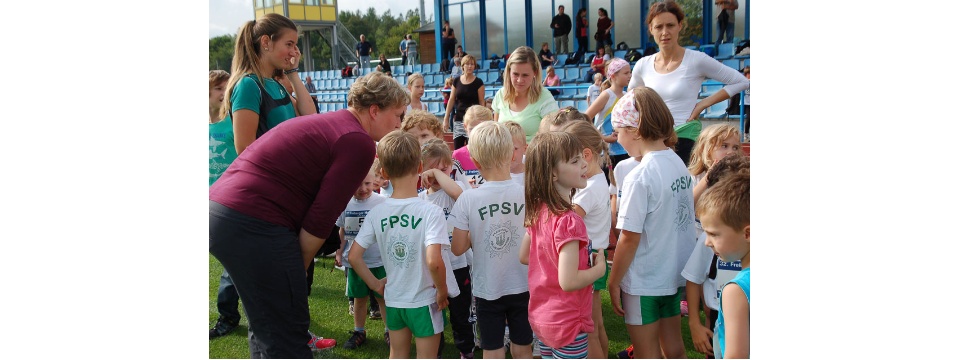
top-left (209, 254), bottom-right (707, 358)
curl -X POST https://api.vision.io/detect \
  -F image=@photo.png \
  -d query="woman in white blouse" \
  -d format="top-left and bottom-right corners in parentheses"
top-left (627, 0), bottom-right (749, 164)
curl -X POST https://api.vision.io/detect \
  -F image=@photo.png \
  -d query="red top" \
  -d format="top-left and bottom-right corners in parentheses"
top-left (210, 109), bottom-right (376, 237)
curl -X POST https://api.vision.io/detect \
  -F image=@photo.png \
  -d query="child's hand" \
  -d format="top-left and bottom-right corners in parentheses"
top-left (372, 277), bottom-right (387, 296)
top-left (690, 321), bottom-right (714, 355)
top-left (592, 250), bottom-right (605, 268)
top-left (435, 288), bottom-right (449, 310)
top-left (334, 250), bottom-right (343, 268)
top-left (421, 169), bottom-right (438, 188)
top-left (608, 282), bottom-right (625, 316)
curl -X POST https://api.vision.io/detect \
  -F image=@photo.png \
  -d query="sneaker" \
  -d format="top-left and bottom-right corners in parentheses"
top-left (680, 300), bottom-right (689, 317)
top-left (369, 308), bottom-right (382, 320)
top-left (460, 351), bottom-right (475, 359)
top-left (307, 331), bottom-right (337, 351)
top-left (617, 345), bottom-right (634, 359)
top-left (209, 317), bottom-right (238, 339)
top-left (349, 300), bottom-right (355, 316)
top-left (344, 330), bottom-right (367, 349)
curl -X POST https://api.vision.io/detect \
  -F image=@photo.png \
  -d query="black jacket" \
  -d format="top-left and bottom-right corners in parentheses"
top-left (551, 14), bottom-right (572, 37)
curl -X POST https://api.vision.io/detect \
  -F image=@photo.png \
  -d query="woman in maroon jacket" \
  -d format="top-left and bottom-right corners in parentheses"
top-left (209, 72), bottom-right (409, 358)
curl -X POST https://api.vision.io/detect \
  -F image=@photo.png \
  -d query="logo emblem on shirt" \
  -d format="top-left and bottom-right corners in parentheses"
top-left (674, 193), bottom-right (694, 233)
top-left (388, 234), bottom-right (418, 268)
top-left (483, 220), bottom-right (521, 258)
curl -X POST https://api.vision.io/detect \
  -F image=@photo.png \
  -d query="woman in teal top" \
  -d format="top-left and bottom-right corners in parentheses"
top-left (209, 70), bottom-right (239, 186)
top-left (492, 46), bottom-right (559, 142)
top-left (220, 13), bottom-right (317, 155)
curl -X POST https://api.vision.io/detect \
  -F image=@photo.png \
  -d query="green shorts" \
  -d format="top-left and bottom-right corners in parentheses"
top-left (385, 303), bottom-right (447, 337)
top-left (622, 288), bottom-right (682, 325)
top-left (345, 266), bottom-right (386, 299)
top-left (592, 250), bottom-right (611, 291)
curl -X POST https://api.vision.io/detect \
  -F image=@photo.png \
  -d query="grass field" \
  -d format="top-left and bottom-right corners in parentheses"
top-left (209, 254), bottom-right (708, 359)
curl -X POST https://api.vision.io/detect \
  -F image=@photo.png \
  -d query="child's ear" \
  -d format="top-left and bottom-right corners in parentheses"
top-left (379, 167), bottom-right (391, 180)
top-left (743, 225), bottom-right (750, 243)
top-left (582, 148), bottom-right (594, 162)
top-left (418, 162), bottom-right (424, 174)
top-left (470, 156), bottom-right (483, 171)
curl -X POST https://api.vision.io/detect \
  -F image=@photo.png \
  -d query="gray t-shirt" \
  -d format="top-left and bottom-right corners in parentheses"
top-left (405, 39), bottom-right (418, 54)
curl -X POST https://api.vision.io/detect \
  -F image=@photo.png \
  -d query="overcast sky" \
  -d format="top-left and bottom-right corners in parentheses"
top-left (210, 0), bottom-right (431, 38)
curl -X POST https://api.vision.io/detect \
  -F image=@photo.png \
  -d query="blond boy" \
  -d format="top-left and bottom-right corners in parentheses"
top-left (350, 130), bottom-right (461, 358)
top-left (449, 122), bottom-right (532, 359)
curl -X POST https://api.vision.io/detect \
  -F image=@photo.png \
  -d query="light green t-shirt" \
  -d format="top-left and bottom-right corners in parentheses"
top-left (209, 116), bottom-right (239, 186)
top-left (492, 86), bottom-right (559, 143)
top-left (230, 75), bottom-right (296, 130)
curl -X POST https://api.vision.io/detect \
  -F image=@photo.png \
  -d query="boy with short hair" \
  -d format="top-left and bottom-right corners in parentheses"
top-left (402, 109), bottom-right (445, 146)
top-left (350, 130), bottom-right (461, 359)
top-left (453, 105), bottom-right (495, 188)
top-left (698, 173), bottom-right (749, 359)
top-left (501, 121), bottom-right (527, 185)
top-left (683, 154), bottom-right (749, 358)
top-left (450, 121), bottom-right (533, 359)
top-left (336, 165), bottom-right (390, 349)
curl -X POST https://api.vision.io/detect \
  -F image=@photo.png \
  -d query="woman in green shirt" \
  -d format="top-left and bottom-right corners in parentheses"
top-left (220, 13), bottom-right (317, 155)
top-left (491, 46), bottom-right (559, 142)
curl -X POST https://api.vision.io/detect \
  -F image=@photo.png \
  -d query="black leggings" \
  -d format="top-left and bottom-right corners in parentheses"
top-left (675, 138), bottom-right (695, 166)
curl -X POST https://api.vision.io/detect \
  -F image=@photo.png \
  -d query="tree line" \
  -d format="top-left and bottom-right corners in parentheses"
top-left (210, 8), bottom-right (423, 71)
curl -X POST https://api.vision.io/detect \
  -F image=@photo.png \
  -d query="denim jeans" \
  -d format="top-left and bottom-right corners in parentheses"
top-left (359, 56), bottom-right (371, 74)
top-left (216, 270), bottom-right (242, 324)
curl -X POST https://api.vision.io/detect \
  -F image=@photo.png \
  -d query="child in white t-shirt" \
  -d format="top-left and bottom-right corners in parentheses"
top-left (350, 131), bottom-right (460, 359)
top-left (586, 73), bottom-right (603, 107)
top-left (449, 121), bottom-right (533, 359)
top-left (607, 87), bottom-right (697, 359)
top-left (419, 138), bottom-right (476, 358)
top-left (560, 120), bottom-right (613, 358)
top-left (336, 165), bottom-right (389, 349)
top-left (682, 153), bottom-right (748, 357)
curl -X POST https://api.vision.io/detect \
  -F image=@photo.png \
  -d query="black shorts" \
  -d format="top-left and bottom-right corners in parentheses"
top-left (475, 292), bottom-right (533, 350)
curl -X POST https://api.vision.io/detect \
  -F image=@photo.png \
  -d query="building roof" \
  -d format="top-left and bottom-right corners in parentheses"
top-left (413, 22), bottom-right (435, 33)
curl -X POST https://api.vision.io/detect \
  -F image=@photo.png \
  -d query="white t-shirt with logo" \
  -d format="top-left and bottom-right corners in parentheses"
top-left (572, 173), bottom-right (612, 249)
top-left (420, 182), bottom-right (474, 270)
top-left (449, 180), bottom-right (529, 300)
top-left (336, 193), bottom-right (388, 268)
top-left (354, 197), bottom-right (461, 308)
top-left (616, 149), bottom-right (697, 296)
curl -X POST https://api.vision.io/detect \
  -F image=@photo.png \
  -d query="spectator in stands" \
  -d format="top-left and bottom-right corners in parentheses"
top-left (376, 53), bottom-right (391, 74)
top-left (405, 34), bottom-right (419, 66)
top-left (492, 46), bottom-right (560, 143)
top-left (539, 42), bottom-right (556, 69)
top-left (575, 8), bottom-right (589, 55)
top-left (356, 34), bottom-right (373, 75)
top-left (550, 5), bottom-right (572, 55)
top-left (407, 73), bottom-right (427, 111)
top-left (210, 72), bottom-right (409, 358)
top-left (586, 73), bottom-right (602, 107)
top-left (595, 8), bottom-right (614, 49)
top-left (399, 35), bottom-right (408, 65)
top-left (583, 45), bottom-right (610, 83)
top-left (714, 0), bottom-right (739, 46)
top-left (542, 65), bottom-right (561, 97)
top-left (305, 75), bottom-right (319, 113)
top-left (444, 54), bottom-right (486, 149)
top-left (442, 23), bottom-right (457, 62)
top-left (626, 0), bottom-right (748, 165)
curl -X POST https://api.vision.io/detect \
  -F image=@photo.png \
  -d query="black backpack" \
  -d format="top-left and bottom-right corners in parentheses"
top-left (565, 51), bottom-right (583, 65)
top-left (616, 41), bottom-right (629, 50)
top-left (624, 50), bottom-right (642, 62)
